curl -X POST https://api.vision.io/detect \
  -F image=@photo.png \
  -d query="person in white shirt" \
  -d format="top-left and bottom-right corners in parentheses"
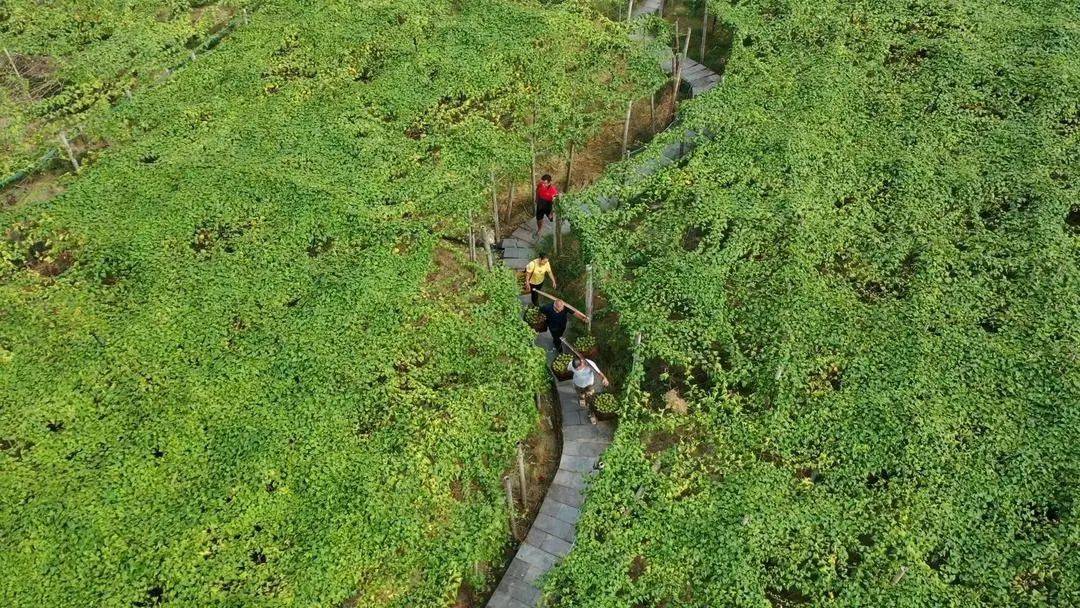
top-left (568, 357), bottom-right (609, 413)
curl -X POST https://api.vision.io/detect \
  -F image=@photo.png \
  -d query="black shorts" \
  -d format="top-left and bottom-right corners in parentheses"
top-left (536, 199), bottom-right (553, 221)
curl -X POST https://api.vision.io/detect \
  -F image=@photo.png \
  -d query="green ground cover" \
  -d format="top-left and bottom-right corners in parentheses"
top-left (0, 1), bottom-right (660, 605)
top-left (552, 0), bottom-right (1079, 605)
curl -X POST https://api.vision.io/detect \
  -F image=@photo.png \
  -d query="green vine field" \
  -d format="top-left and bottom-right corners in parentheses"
top-left (553, 0), bottom-right (1079, 606)
top-left (0, 1), bottom-right (660, 606)
top-left (0, 0), bottom-right (263, 177)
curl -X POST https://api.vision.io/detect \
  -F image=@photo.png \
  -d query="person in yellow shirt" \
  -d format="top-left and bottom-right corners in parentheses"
top-left (525, 253), bottom-right (557, 306)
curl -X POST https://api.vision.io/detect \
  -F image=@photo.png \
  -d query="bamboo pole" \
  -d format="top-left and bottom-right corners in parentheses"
top-left (58, 131), bottom-right (80, 173)
top-left (700, 6), bottom-right (709, 61)
top-left (621, 99), bottom-right (634, 159)
top-left (626, 0), bottom-right (635, 21)
top-left (559, 339), bottom-right (607, 380)
top-left (532, 289), bottom-right (589, 319)
top-left (516, 442), bottom-right (528, 506)
top-left (4, 47), bottom-right (29, 100)
top-left (3, 47), bottom-right (21, 79)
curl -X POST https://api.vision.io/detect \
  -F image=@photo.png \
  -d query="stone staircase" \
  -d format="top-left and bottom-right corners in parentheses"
top-left (485, 2), bottom-right (722, 606)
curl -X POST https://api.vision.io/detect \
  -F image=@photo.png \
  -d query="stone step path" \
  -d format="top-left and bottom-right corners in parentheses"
top-left (486, 3), bottom-right (722, 605)
top-left (662, 56), bottom-right (722, 96)
top-left (487, 217), bottom-right (614, 608)
top-left (631, 0), bottom-right (662, 18)
top-left (636, 0), bottom-right (722, 96)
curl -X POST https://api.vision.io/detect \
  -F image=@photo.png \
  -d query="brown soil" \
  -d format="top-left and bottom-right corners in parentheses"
top-left (495, 84), bottom-right (682, 241)
top-left (3, 171), bottom-right (65, 210)
top-left (1, 53), bottom-right (61, 100)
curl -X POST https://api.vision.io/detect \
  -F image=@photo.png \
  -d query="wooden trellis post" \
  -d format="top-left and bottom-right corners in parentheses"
top-left (672, 28), bottom-right (691, 113)
top-left (554, 209), bottom-right (561, 256)
top-left (701, 6), bottom-right (709, 61)
top-left (564, 142), bottom-right (575, 193)
top-left (503, 475), bottom-right (518, 539)
top-left (490, 172), bottom-right (500, 238)
top-left (505, 181), bottom-right (515, 225)
top-left (650, 92), bottom-right (656, 132)
top-left (621, 99), bottom-right (634, 159)
top-left (467, 210), bottom-right (477, 262)
top-left (483, 227), bottom-right (494, 271)
top-left (58, 131), bottom-right (80, 173)
top-left (516, 442), bottom-right (528, 506)
top-left (585, 264), bottom-right (594, 333)
top-left (673, 21), bottom-right (680, 60)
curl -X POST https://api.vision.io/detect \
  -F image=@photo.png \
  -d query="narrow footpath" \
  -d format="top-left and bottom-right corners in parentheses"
top-left (486, 220), bottom-right (615, 608)
top-left (485, 5), bottom-right (722, 607)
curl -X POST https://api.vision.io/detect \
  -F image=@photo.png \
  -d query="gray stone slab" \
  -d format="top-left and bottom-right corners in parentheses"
top-left (546, 482), bottom-right (585, 508)
top-left (562, 440), bottom-right (607, 459)
top-left (541, 533), bottom-right (574, 557)
top-left (522, 564), bottom-right (546, 584)
top-left (512, 227), bottom-right (536, 242)
top-left (535, 332), bottom-right (555, 351)
top-left (552, 467), bottom-right (588, 491)
top-left (562, 425), bottom-right (610, 443)
top-left (503, 246), bottom-right (535, 260)
top-left (501, 237), bottom-right (532, 249)
top-left (559, 454), bottom-right (599, 473)
top-left (504, 257), bottom-right (528, 270)
top-left (517, 543), bottom-right (558, 571)
top-left (562, 408), bottom-right (587, 426)
top-left (533, 512), bottom-right (576, 542)
top-left (488, 591), bottom-right (527, 608)
top-left (597, 195), bottom-right (619, 209)
top-left (525, 527), bottom-right (554, 549)
top-left (506, 579), bottom-right (542, 606)
top-left (505, 559), bottom-right (531, 582)
top-left (542, 500), bottom-right (584, 526)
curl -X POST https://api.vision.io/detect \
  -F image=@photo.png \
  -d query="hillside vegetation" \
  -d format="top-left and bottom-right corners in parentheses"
top-left (553, 0), bottom-right (1079, 605)
top-left (0, 1), bottom-right (658, 605)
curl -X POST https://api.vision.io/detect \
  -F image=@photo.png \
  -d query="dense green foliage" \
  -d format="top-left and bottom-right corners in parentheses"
top-left (553, 0), bottom-right (1080, 605)
top-left (0, 1), bottom-right (659, 605)
top-left (0, 0), bottom-right (259, 176)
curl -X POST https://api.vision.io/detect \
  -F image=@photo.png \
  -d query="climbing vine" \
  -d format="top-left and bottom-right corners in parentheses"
top-left (0, 1), bottom-right (660, 606)
top-left (553, 0), bottom-right (1080, 605)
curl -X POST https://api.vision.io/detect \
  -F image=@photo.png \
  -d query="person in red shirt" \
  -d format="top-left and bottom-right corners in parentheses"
top-left (535, 174), bottom-right (558, 235)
